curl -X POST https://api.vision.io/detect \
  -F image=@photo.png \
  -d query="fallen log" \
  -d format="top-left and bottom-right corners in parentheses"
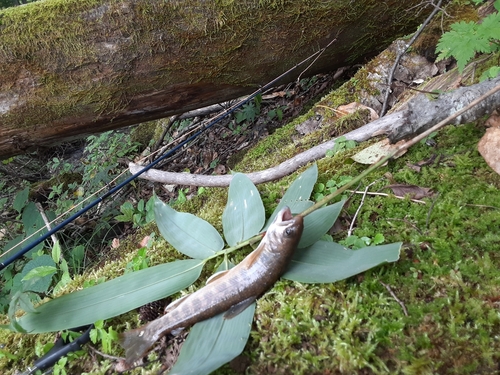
top-left (0, 0), bottom-right (432, 159)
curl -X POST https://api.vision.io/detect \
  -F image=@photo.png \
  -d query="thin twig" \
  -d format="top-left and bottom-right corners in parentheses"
top-left (296, 37), bottom-right (338, 83)
top-left (380, 281), bottom-right (409, 316)
top-left (379, 0), bottom-right (443, 116)
top-left (347, 190), bottom-right (426, 204)
top-left (348, 180), bottom-right (379, 236)
top-left (35, 202), bottom-right (59, 248)
top-left (465, 204), bottom-right (499, 210)
top-left (151, 115), bottom-right (179, 156)
top-left (386, 217), bottom-right (423, 235)
top-left (87, 344), bottom-right (123, 361)
top-left (425, 192), bottom-right (440, 229)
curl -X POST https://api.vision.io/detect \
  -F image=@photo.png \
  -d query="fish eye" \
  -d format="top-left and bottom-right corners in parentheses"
top-left (285, 227), bottom-right (294, 236)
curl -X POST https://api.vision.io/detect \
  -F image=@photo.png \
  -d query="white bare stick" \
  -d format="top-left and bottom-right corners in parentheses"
top-left (129, 111), bottom-right (403, 187)
top-left (348, 180), bottom-right (379, 236)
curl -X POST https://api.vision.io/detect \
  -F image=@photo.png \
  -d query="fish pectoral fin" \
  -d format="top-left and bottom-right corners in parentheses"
top-left (164, 294), bottom-right (190, 313)
top-left (206, 270), bottom-right (230, 284)
top-left (171, 327), bottom-right (185, 336)
top-left (223, 296), bottom-right (256, 319)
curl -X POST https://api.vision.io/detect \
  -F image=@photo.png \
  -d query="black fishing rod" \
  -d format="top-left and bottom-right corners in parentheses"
top-left (0, 38), bottom-right (336, 272)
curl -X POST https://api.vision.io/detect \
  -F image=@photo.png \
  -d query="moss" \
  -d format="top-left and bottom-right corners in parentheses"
top-left (129, 120), bottom-right (158, 148)
top-left (4, 2), bottom-right (499, 373)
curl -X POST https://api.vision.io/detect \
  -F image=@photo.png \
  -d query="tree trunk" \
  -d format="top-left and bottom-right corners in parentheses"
top-left (0, 0), bottom-right (430, 159)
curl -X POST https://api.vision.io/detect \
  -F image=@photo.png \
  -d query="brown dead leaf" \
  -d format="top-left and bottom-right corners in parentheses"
top-left (485, 109), bottom-right (500, 128)
top-left (478, 126), bottom-right (500, 175)
top-left (139, 235), bottom-right (151, 248)
top-left (385, 184), bottom-right (433, 199)
top-left (337, 102), bottom-right (379, 121)
top-left (352, 139), bottom-right (407, 165)
top-left (213, 164), bottom-right (227, 175)
top-left (111, 238), bottom-right (120, 249)
top-left (406, 154), bottom-right (438, 172)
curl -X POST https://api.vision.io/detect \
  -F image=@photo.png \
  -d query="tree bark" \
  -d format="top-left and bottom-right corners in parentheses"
top-left (0, 0), bottom-right (431, 159)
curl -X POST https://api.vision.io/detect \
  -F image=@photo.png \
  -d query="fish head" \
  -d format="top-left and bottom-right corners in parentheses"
top-left (266, 206), bottom-right (304, 253)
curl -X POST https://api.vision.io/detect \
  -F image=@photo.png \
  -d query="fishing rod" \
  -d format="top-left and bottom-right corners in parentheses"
top-left (0, 38), bottom-right (336, 272)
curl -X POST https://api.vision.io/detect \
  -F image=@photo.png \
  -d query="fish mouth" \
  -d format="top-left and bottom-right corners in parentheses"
top-left (278, 206), bottom-right (293, 222)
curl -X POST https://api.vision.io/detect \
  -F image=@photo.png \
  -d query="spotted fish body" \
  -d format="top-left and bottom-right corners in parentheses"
top-left (119, 206), bottom-right (303, 365)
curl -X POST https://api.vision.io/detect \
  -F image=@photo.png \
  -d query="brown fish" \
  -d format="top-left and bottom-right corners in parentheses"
top-left (119, 206), bottom-right (303, 365)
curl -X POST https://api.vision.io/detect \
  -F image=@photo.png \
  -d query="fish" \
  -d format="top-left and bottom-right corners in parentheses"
top-left (119, 206), bottom-right (303, 365)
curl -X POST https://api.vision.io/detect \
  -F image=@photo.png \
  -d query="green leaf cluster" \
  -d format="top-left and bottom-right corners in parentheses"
top-left (436, 1), bottom-right (500, 73)
top-left (115, 196), bottom-right (155, 228)
top-left (325, 135), bottom-right (357, 157)
top-left (11, 164), bottom-right (401, 374)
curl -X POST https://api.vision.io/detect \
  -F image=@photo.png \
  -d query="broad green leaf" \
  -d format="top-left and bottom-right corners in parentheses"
top-left (20, 255), bottom-right (56, 293)
top-left (17, 259), bottom-right (204, 333)
top-left (16, 292), bottom-right (38, 314)
top-left (155, 197), bottom-right (223, 259)
top-left (20, 203), bottom-right (46, 255)
top-left (264, 164), bottom-right (317, 229)
top-left (53, 259), bottom-right (72, 296)
top-left (283, 241), bottom-right (401, 283)
top-left (169, 262), bottom-right (256, 375)
top-left (169, 307), bottom-right (256, 375)
top-left (13, 187), bottom-right (29, 213)
top-left (478, 12), bottom-right (500, 43)
top-left (222, 173), bottom-right (265, 246)
top-left (299, 200), bottom-right (345, 248)
top-left (52, 242), bottom-right (61, 264)
top-left (22, 266), bottom-right (57, 281)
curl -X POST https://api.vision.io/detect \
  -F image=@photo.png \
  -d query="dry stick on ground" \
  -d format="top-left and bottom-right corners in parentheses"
top-left (380, 281), bottom-right (409, 317)
top-left (129, 111), bottom-right (404, 186)
top-left (425, 191), bottom-right (440, 229)
top-left (379, 0), bottom-right (443, 117)
top-left (348, 180), bottom-right (380, 237)
top-left (151, 115), bottom-right (179, 156)
top-left (347, 190), bottom-right (426, 204)
top-left (35, 202), bottom-right (62, 260)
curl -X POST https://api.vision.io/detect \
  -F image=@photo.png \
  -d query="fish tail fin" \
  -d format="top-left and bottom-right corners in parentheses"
top-left (119, 326), bottom-right (158, 365)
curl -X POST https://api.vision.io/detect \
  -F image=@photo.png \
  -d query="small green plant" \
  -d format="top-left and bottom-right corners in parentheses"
top-left (115, 196), bottom-right (155, 228)
top-left (340, 233), bottom-right (385, 250)
top-left (436, 0), bottom-right (500, 77)
top-left (326, 136), bottom-right (357, 157)
top-left (267, 106), bottom-right (284, 121)
top-left (174, 188), bottom-right (190, 205)
top-left (313, 175), bottom-right (353, 201)
top-left (90, 320), bottom-right (119, 354)
top-left (234, 95), bottom-right (262, 126)
top-left (125, 236), bottom-right (155, 273)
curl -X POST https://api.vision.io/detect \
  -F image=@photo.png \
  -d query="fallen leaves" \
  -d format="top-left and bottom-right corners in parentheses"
top-left (478, 109), bottom-right (500, 175)
top-left (384, 184), bottom-right (434, 200)
top-left (351, 139), bottom-right (407, 165)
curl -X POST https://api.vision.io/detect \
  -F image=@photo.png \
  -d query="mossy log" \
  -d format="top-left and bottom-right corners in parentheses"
top-left (0, 0), bottom-right (429, 159)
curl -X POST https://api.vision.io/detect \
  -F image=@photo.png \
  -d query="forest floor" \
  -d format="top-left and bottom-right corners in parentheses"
top-left (1, 7), bottom-right (500, 375)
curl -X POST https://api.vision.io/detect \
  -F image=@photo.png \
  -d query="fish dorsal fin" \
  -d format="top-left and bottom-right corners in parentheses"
top-left (223, 296), bottom-right (257, 319)
top-left (206, 269), bottom-right (230, 284)
top-left (164, 294), bottom-right (190, 313)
